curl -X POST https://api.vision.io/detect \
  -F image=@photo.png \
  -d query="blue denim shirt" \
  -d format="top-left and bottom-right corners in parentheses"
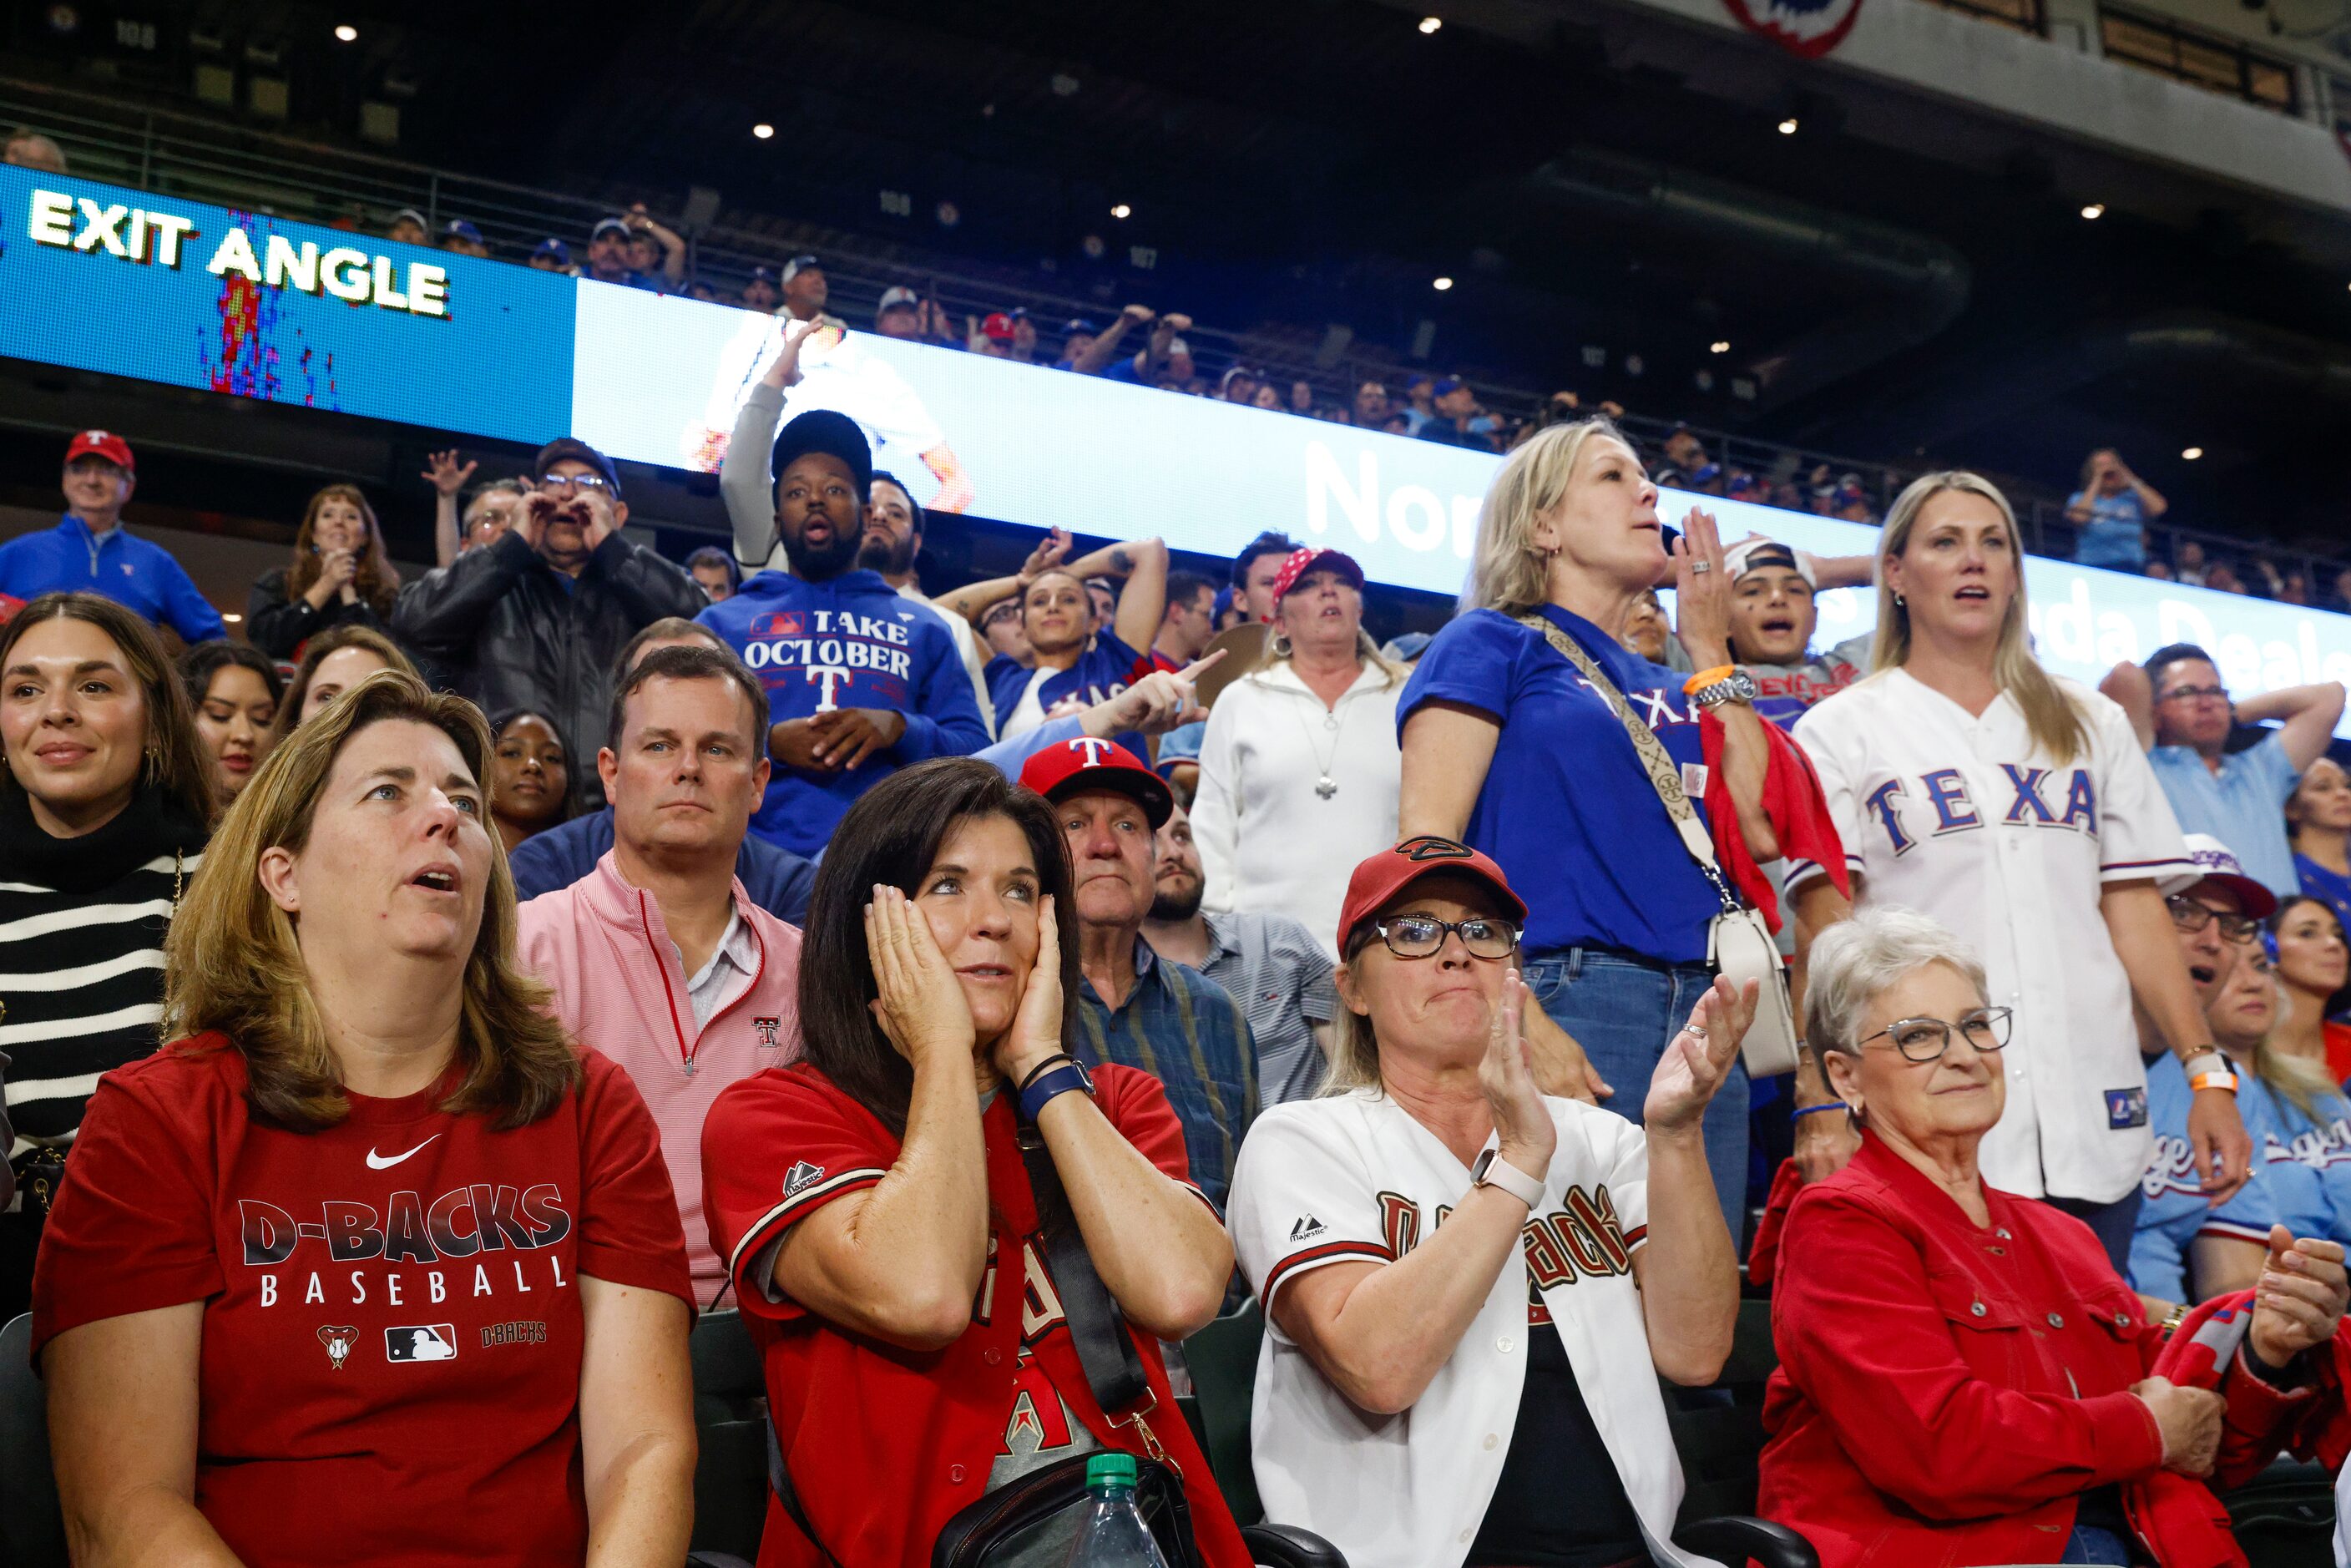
top-left (1071, 938), bottom-right (1259, 1211)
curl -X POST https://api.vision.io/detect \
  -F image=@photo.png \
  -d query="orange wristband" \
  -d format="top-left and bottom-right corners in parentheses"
top-left (2189, 1070), bottom-right (2240, 1094)
top-left (1682, 665), bottom-right (1735, 696)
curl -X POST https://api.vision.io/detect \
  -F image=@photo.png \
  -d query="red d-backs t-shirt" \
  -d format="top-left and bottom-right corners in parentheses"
top-left (32, 1035), bottom-right (694, 1568)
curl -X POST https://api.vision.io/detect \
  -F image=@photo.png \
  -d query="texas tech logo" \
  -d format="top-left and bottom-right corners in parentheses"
top-left (316, 1323), bottom-right (356, 1371)
top-left (754, 1016), bottom-right (783, 1050)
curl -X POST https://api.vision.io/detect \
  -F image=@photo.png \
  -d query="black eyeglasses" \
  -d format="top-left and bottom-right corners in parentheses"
top-left (1366, 916), bottom-right (1521, 961)
top-left (2167, 895), bottom-right (2260, 944)
top-left (1856, 1008), bottom-right (2013, 1062)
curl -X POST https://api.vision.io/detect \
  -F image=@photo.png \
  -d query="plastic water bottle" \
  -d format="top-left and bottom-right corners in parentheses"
top-left (1062, 1452), bottom-right (1171, 1567)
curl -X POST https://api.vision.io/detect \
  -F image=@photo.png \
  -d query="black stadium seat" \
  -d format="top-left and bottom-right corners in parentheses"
top-left (0, 1313), bottom-right (68, 1568)
top-left (689, 1308), bottom-right (771, 1564)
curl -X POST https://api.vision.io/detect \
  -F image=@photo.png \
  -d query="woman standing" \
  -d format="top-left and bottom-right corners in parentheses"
top-left (275, 625), bottom-right (417, 738)
top-left (486, 707), bottom-right (571, 853)
top-left (36, 670), bottom-right (695, 1566)
top-left (701, 758), bottom-right (1247, 1567)
top-left (2264, 894), bottom-right (2351, 1085)
top-left (1191, 547), bottom-right (1404, 955)
top-left (1789, 472), bottom-right (2247, 1267)
top-left (2288, 757), bottom-right (2351, 936)
top-left (246, 483), bottom-right (403, 660)
top-left (1398, 418), bottom-right (1829, 1235)
top-left (180, 641), bottom-right (281, 807)
top-left (0, 594), bottom-right (215, 1314)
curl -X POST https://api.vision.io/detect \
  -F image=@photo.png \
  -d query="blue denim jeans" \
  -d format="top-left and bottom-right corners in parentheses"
top-left (1522, 949), bottom-right (1749, 1246)
top-left (2060, 1523), bottom-right (2136, 1564)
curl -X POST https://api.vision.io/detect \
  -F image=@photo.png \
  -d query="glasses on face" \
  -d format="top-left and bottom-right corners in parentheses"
top-left (2167, 895), bottom-right (2260, 944)
top-left (2159, 684), bottom-right (2228, 704)
top-left (1856, 1008), bottom-right (2013, 1062)
top-left (1367, 915), bottom-right (1521, 961)
top-left (537, 473), bottom-right (609, 495)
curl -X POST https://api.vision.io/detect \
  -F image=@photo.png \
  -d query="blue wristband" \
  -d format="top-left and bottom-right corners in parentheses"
top-left (1018, 1060), bottom-right (1096, 1123)
top-left (1791, 1101), bottom-right (1848, 1120)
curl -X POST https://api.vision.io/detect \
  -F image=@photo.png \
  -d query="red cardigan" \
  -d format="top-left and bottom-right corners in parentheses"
top-left (1757, 1136), bottom-right (2319, 1568)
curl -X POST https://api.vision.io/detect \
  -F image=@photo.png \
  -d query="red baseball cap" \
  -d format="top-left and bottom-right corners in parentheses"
top-left (1019, 734), bottom-right (1174, 829)
top-left (981, 311), bottom-right (1017, 342)
top-left (1271, 545), bottom-right (1364, 603)
top-left (63, 429), bottom-right (134, 472)
top-left (1337, 836), bottom-right (1528, 952)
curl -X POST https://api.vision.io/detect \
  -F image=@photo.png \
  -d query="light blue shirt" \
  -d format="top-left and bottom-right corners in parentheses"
top-left (2146, 731), bottom-right (2301, 896)
top-left (2067, 488), bottom-right (2150, 571)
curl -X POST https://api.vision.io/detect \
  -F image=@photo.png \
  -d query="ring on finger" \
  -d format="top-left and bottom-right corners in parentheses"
top-left (1686, 1024), bottom-right (1708, 1037)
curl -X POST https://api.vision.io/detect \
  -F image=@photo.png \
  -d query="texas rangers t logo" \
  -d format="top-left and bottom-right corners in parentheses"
top-left (1066, 736), bottom-right (1118, 767)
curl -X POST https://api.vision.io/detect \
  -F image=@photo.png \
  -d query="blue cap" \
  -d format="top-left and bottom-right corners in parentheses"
top-left (1211, 585), bottom-right (1235, 622)
top-left (531, 237), bottom-right (571, 264)
top-left (1433, 377), bottom-right (1464, 397)
top-left (443, 218), bottom-right (483, 244)
top-left (590, 216), bottom-right (631, 241)
top-left (1381, 632), bottom-right (1433, 663)
top-left (1153, 721), bottom-right (1208, 778)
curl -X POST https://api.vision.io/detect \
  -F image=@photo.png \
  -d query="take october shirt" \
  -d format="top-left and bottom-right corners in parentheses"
top-left (32, 1038), bottom-right (693, 1568)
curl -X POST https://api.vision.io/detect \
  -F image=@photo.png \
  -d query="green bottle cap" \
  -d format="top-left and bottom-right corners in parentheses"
top-left (1087, 1452), bottom-right (1140, 1488)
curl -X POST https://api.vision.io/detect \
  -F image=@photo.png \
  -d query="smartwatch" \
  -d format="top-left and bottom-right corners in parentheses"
top-left (1018, 1056), bottom-right (1097, 1123)
top-left (1470, 1148), bottom-right (1546, 1209)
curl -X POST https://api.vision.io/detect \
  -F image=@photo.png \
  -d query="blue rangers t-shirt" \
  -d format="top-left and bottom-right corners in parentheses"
top-left (987, 630), bottom-right (1150, 756)
top-left (2128, 1051), bottom-right (2279, 1304)
top-left (698, 568), bottom-right (991, 857)
top-left (2242, 1072), bottom-right (2351, 1249)
top-left (1398, 604), bottom-right (1720, 964)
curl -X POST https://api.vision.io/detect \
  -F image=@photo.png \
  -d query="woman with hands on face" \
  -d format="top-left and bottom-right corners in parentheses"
top-left (1226, 837), bottom-right (1756, 1568)
top-left (699, 756), bottom-right (1251, 1568)
top-left (246, 483), bottom-right (403, 661)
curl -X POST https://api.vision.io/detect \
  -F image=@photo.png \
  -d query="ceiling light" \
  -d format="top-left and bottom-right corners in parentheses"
top-left (2182, 446), bottom-right (2203, 460)
top-left (1110, 203), bottom-right (1131, 220)
top-left (1777, 117), bottom-right (1798, 135)
top-left (223, 613), bottom-right (244, 624)
top-left (1709, 340), bottom-right (1730, 354)
top-left (333, 23), bottom-right (357, 42)
top-left (1432, 276), bottom-right (1454, 291)
top-left (2081, 202), bottom-right (2105, 220)
top-left (751, 123), bottom-right (774, 139)
top-left (1418, 16), bottom-right (1443, 33)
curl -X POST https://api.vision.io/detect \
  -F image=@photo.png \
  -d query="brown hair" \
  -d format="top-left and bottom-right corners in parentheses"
top-left (163, 669), bottom-right (580, 1130)
top-left (286, 484), bottom-right (402, 616)
top-left (606, 643), bottom-right (769, 752)
top-left (0, 592), bottom-right (216, 829)
top-left (275, 625), bottom-right (418, 741)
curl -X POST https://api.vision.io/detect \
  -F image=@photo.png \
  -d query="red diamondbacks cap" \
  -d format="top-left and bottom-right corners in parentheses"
top-left (1270, 545), bottom-right (1365, 603)
top-left (64, 429), bottom-right (134, 472)
top-left (1338, 836), bottom-right (1528, 950)
top-left (1018, 735), bottom-right (1174, 828)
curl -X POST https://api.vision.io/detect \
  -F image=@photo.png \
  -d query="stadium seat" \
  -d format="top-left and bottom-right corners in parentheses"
top-left (689, 1308), bottom-right (770, 1564)
top-left (0, 1313), bottom-right (67, 1568)
top-left (1663, 1297), bottom-right (1819, 1568)
top-left (1181, 1302), bottom-right (1347, 1565)
top-left (2221, 1457), bottom-right (2335, 1568)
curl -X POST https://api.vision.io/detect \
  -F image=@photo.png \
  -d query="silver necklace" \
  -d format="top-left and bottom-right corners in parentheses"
top-left (1291, 680), bottom-right (1352, 800)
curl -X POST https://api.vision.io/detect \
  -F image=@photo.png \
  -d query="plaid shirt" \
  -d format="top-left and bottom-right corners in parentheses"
top-left (1073, 938), bottom-right (1260, 1211)
top-left (1198, 912), bottom-right (1338, 1108)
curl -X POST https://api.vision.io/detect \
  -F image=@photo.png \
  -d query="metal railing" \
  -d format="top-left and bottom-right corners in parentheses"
top-left (2, 73), bottom-right (2343, 599)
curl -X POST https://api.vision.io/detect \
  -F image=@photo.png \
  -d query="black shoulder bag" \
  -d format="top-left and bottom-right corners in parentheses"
top-left (766, 1122), bottom-right (1204, 1568)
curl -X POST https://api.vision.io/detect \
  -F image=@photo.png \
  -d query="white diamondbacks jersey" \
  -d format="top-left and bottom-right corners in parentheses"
top-left (1227, 1089), bottom-right (1720, 1568)
top-left (1790, 670), bottom-right (2195, 1203)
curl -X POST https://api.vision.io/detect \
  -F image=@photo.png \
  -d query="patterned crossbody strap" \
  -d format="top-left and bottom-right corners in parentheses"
top-left (1515, 612), bottom-right (1741, 914)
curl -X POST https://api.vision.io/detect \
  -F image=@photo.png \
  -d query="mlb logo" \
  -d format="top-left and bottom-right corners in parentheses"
top-left (2105, 1088), bottom-right (2148, 1130)
top-left (754, 610), bottom-right (806, 638)
top-left (385, 1323), bottom-right (459, 1363)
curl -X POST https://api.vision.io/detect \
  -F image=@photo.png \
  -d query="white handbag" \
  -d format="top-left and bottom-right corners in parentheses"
top-left (1516, 615), bottom-right (1802, 1077)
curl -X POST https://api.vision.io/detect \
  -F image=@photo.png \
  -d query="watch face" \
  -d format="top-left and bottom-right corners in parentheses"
top-left (1728, 671), bottom-right (1759, 699)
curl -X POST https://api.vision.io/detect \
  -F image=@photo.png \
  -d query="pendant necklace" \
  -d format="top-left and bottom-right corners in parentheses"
top-left (1295, 686), bottom-right (1350, 800)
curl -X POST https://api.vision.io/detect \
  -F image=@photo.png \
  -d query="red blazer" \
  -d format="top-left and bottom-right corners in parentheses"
top-left (1757, 1136), bottom-right (2319, 1568)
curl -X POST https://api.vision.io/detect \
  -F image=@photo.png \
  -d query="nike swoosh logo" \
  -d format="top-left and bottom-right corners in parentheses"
top-left (366, 1135), bottom-right (440, 1171)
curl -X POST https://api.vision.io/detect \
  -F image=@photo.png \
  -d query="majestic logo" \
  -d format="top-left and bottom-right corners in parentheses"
top-left (1395, 835), bottom-right (1474, 863)
top-left (386, 1324), bottom-right (458, 1362)
top-left (1720, 0), bottom-right (1865, 59)
top-left (316, 1323), bottom-right (357, 1371)
top-left (1289, 1214), bottom-right (1327, 1242)
top-left (754, 1016), bottom-right (783, 1050)
top-left (366, 1135), bottom-right (440, 1171)
top-left (784, 1161), bottom-right (827, 1196)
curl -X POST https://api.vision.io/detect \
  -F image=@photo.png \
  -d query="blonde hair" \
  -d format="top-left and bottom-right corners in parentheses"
top-left (2243, 969), bottom-right (2341, 1123)
top-left (164, 669), bottom-right (581, 1130)
top-left (1461, 417), bottom-right (1631, 617)
top-left (1870, 472), bottom-right (2091, 766)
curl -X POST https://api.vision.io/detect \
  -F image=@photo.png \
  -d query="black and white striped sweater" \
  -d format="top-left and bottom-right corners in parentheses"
top-left (0, 787), bottom-right (208, 1146)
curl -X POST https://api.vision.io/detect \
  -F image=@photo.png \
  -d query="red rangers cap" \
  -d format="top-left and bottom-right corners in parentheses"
top-left (1338, 835), bottom-right (1528, 951)
top-left (1270, 545), bottom-right (1364, 603)
top-left (1018, 735), bottom-right (1173, 828)
top-left (63, 430), bottom-right (134, 472)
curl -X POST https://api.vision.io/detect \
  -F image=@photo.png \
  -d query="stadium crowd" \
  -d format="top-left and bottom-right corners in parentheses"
top-left (9, 336), bottom-right (2351, 1567)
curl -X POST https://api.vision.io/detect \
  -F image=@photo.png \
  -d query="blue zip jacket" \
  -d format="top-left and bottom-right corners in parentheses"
top-left (508, 807), bottom-right (818, 924)
top-left (0, 515), bottom-right (225, 643)
top-left (697, 567), bottom-right (990, 856)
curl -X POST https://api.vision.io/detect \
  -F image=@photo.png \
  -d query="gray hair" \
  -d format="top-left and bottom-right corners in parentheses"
top-left (1805, 906), bottom-right (1989, 1057)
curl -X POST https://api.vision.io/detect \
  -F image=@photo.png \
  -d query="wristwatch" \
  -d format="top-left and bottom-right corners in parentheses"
top-left (2181, 1050), bottom-right (2239, 1093)
top-left (1690, 669), bottom-right (1758, 711)
top-left (1470, 1148), bottom-right (1546, 1209)
top-left (1017, 1055), bottom-right (1097, 1123)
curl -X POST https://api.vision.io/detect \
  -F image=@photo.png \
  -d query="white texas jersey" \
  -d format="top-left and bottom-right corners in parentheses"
top-left (1228, 1089), bottom-right (1721, 1568)
top-left (1790, 670), bottom-right (2195, 1203)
